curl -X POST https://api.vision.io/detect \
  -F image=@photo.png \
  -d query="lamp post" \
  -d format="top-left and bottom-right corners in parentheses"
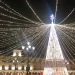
top-left (22, 42), bottom-right (35, 75)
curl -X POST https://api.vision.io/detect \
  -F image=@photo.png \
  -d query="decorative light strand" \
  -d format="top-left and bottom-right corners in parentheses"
top-left (35, 31), bottom-right (48, 62)
top-left (56, 26), bottom-right (75, 64)
top-left (59, 32), bottom-right (75, 65)
top-left (29, 26), bottom-right (49, 62)
top-left (57, 25), bottom-right (75, 31)
top-left (0, 13), bottom-right (31, 23)
top-left (0, 25), bottom-right (48, 55)
top-left (0, 19), bottom-right (25, 25)
top-left (11, 25), bottom-right (48, 62)
top-left (0, 2), bottom-right (42, 25)
top-left (59, 8), bottom-right (75, 24)
top-left (25, 0), bottom-right (44, 24)
top-left (57, 27), bottom-right (75, 53)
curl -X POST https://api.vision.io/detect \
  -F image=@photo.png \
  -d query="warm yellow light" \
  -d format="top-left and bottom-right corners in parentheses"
top-left (18, 52), bottom-right (22, 56)
top-left (24, 66), bottom-right (26, 70)
top-left (13, 52), bottom-right (16, 56)
top-left (5, 65), bottom-right (9, 70)
top-left (0, 66), bottom-right (2, 70)
top-left (11, 65), bottom-right (15, 70)
top-left (30, 66), bottom-right (33, 70)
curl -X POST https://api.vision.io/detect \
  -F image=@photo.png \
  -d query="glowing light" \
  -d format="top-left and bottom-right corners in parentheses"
top-left (67, 62), bottom-right (69, 64)
top-left (18, 66), bottom-right (22, 70)
top-left (22, 46), bottom-right (25, 50)
top-left (26, 47), bottom-right (29, 51)
top-left (46, 24), bottom-right (64, 60)
top-left (17, 60), bottom-right (18, 62)
top-left (24, 66), bottom-right (26, 70)
top-left (28, 45), bottom-right (31, 49)
top-left (44, 23), bottom-right (68, 75)
top-left (44, 68), bottom-right (54, 75)
top-left (30, 66), bottom-right (33, 70)
top-left (50, 14), bottom-right (54, 24)
top-left (13, 52), bottom-right (16, 56)
top-left (32, 47), bottom-right (35, 50)
top-left (18, 52), bottom-right (22, 57)
top-left (27, 42), bottom-right (30, 45)
top-left (26, 0), bottom-right (43, 23)
top-left (11, 66), bottom-right (15, 70)
top-left (13, 60), bottom-right (14, 62)
top-left (5, 65), bottom-right (9, 70)
top-left (0, 66), bottom-right (2, 70)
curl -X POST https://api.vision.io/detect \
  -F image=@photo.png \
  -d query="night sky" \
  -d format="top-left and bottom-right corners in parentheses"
top-left (2, 0), bottom-right (75, 24)
top-left (0, 0), bottom-right (75, 59)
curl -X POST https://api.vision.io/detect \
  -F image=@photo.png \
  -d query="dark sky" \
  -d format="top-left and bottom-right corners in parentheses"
top-left (1, 0), bottom-right (75, 24)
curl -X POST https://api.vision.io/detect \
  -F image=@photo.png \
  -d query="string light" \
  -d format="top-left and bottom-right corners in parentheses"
top-left (56, 26), bottom-right (75, 65)
top-left (25, 0), bottom-right (44, 24)
top-left (0, 3), bottom-right (42, 25)
top-left (0, 19), bottom-right (25, 25)
top-left (57, 26), bottom-right (75, 54)
top-left (0, 26), bottom-right (48, 55)
top-left (57, 25), bottom-right (75, 31)
top-left (0, 0), bottom-right (75, 68)
top-left (57, 31), bottom-right (75, 65)
top-left (0, 13), bottom-right (31, 23)
top-left (59, 8), bottom-right (75, 24)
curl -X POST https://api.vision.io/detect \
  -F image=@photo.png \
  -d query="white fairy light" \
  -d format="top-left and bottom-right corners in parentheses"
top-left (32, 47), bottom-right (35, 50)
top-left (5, 65), bottom-right (9, 70)
top-left (28, 45), bottom-right (31, 49)
top-left (26, 0), bottom-right (44, 24)
top-left (22, 46), bottom-right (25, 50)
top-left (30, 66), bottom-right (33, 70)
top-left (0, 19), bottom-right (24, 25)
top-left (13, 52), bottom-right (16, 56)
top-left (59, 8), bottom-right (75, 24)
top-left (27, 42), bottom-right (30, 45)
top-left (26, 47), bottom-right (29, 51)
top-left (18, 52), bottom-right (22, 57)
top-left (0, 13), bottom-right (29, 22)
top-left (11, 65), bottom-right (15, 70)
top-left (18, 65), bottom-right (22, 70)
top-left (17, 60), bottom-right (18, 62)
top-left (44, 22), bottom-right (68, 75)
top-left (13, 60), bottom-right (14, 62)
top-left (0, 4), bottom-right (41, 24)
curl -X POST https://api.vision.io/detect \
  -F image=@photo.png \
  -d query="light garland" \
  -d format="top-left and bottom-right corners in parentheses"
top-left (57, 25), bottom-right (75, 31)
top-left (0, 13), bottom-right (31, 23)
top-left (25, 0), bottom-right (44, 24)
top-left (58, 32), bottom-right (75, 65)
top-left (0, 2), bottom-right (42, 25)
top-left (57, 26), bottom-right (75, 53)
top-left (56, 26), bottom-right (75, 65)
top-left (59, 8), bottom-right (75, 24)
top-left (0, 19), bottom-right (25, 25)
top-left (0, 26), bottom-right (48, 56)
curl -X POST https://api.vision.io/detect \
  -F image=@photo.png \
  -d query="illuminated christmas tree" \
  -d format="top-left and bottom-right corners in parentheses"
top-left (43, 14), bottom-right (68, 75)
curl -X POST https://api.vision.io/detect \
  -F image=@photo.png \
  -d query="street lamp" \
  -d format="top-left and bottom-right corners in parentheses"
top-left (22, 42), bottom-right (35, 75)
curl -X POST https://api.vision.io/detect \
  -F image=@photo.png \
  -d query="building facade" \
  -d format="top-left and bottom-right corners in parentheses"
top-left (0, 50), bottom-right (74, 75)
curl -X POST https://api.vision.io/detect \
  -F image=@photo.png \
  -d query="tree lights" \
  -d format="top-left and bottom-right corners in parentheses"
top-left (44, 15), bottom-right (68, 75)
